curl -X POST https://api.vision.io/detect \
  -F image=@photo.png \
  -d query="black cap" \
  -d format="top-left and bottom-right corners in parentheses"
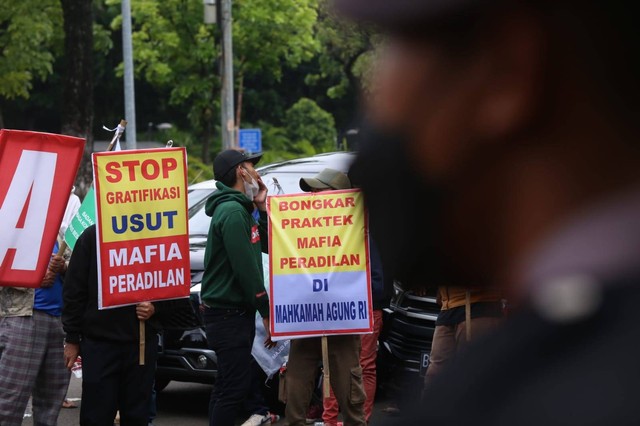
top-left (213, 149), bottom-right (263, 181)
top-left (332, 0), bottom-right (484, 28)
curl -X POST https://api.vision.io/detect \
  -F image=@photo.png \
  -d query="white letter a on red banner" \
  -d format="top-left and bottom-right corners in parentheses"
top-left (0, 150), bottom-right (57, 271)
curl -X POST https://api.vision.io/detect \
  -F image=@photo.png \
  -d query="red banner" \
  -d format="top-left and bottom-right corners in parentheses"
top-left (0, 130), bottom-right (85, 288)
top-left (93, 148), bottom-right (190, 309)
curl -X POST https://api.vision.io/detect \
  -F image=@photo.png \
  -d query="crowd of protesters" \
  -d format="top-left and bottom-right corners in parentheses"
top-left (4, 0), bottom-right (640, 425)
top-left (0, 153), bottom-right (395, 426)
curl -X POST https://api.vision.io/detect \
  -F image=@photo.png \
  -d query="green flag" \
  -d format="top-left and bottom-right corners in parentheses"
top-left (64, 187), bottom-right (96, 250)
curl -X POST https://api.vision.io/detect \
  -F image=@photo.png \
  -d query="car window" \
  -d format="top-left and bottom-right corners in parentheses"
top-left (188, 198), bottom-right (212, 236)
top-left (188, 188), bottom-right (216, 209)
top-left (187, 152), bottom-right (355, 237)
top-left (260, 173), bottom-right (307, 196)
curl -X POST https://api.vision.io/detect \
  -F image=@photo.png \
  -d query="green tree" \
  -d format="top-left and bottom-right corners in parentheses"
top-left (303, 0), bottom-right (375, 134)
top-left (187, 155), bottom-right (214, 184)
top-left (258, 121), bottom-right (291, 163)
top-left (107, 0), bottom-right (218, 162)
top-left (108, 0), bottom-right (319, 163)
top-left (233, 0), bottom-right (319, 128)
top-left (309, 0), bottom-right (373, 98)
top-left (258, 99), bottom-right (336, 163)
top-left (285, 97), bottom-right (336, 153)
top-left (0, 0), bottom-right (62, 127)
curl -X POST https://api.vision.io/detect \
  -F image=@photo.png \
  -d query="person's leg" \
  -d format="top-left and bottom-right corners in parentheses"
top-left (204, 308), bottom-right (255, 426)
top-left (79, 337), bottom-right (121, 426)
top-left (0, 315), bottom-right (43, 426)
top-left (284, 338), bottom-right (322, 426)
top-left (62, 388), bottom-right (77, 408)
top-left (208, 356), bottom-right (225, 422)
top-left (325, 310), bottom-right (384, 424)
top-left (118, 334), bottom-right (158, 426)
top-left (360, 310), bottom-right (383, 423)
top-left (454, 316), bottom-right (504, 350)
top-left (423, 324), bottom-right (457, 389)
top-left (31, 313), bottom-right (70, 426)
top-left (322, 386), bottom-right (340, 426)
top-left (148, 379), bottom-right (157, 424)
top-left (148, 333), bottom-right (160, 424)
top-left (243, 359), bottom-right (270, 417)
top-left (327, 335), bottom-right (366, 426)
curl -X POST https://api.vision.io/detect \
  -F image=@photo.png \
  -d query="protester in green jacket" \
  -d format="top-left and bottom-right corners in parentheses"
top-left (202, 149), bottom-right (275, 426)
top-left (201, 182), bottom-right (269, 318)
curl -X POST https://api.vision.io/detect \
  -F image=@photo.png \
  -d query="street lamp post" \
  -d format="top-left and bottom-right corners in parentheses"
top-left (219, 0), bottom-right (235, 150)
top-left (122, 0), bottom-right (137, 149)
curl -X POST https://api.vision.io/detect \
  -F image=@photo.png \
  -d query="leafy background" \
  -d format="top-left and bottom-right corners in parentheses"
top-left (0, 0), bottom-right (374, 189)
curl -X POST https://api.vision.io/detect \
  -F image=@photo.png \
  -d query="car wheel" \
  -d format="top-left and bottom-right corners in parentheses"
top-left (154, 378), bottom-right (171, 392)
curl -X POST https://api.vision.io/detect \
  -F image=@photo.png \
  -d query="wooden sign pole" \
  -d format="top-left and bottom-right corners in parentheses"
top-left (321, 336), bottom-right (330, 398)
top-left (106, 119), bottom-right (127, 151)
top-left (465, 290), bottom-right (472, 342)
top-left (139, 320), bottom-right (146, 365)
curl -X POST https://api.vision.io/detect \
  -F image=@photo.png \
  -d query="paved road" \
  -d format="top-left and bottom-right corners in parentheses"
top-left (24, 377), bottom-right (212, 426)
top-left (23, 376), bottom-right (401, 425)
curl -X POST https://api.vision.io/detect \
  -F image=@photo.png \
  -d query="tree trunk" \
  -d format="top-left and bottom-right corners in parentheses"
top-left (60, 0), bottom-right (94, 199)
top-left (201, 107), bottom-right (213, 164)
top-left (235, 72), bottom-right (244, 146)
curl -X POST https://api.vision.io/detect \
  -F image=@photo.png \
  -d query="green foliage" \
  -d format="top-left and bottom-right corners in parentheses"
top-left (234, 0), bottom-right (319, 80)
top-left (258, 121), bottom-right (289, 152)
top-left (285, 98), bottom-right (336, 152)
top-left (306, 0), bottom-right (373, 100)
top-left (163, 125), bottom-right (215, 183)
top-left (105, 0), bottom-right (320, 160)
top-left (258, 98), bottom-right (337, 163)
top-left (258, 121), bottom-right (299, 164)
top-left (0, 0), bottom-right (63, 100)
top-left (108, 0), bottom-right (217, 130)
top-left (187, 154), bottom-right (214, 184)
top-left (93, 22), bottom-right (115, 55)
top-left (0, 0), bottom-right (366, 167)
top-left (159, 125), bottom-right (219, 160)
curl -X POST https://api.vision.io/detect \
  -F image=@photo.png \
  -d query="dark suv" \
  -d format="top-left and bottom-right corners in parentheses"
top-left (373, 285), bottom-right (440, 405)
top-left (153, 275), bottom-right (213, 391)
top-left (384, 286), bottom-right (438, 369)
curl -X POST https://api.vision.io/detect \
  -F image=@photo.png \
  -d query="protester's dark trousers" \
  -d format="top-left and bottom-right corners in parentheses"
top-left (204, 307), bottom-right (257, 426)
top-left (79, 335), bottom-right (158, 426)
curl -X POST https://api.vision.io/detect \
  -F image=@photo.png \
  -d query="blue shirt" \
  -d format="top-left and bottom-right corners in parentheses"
top-left (34, 242), bottom-right (63, 317)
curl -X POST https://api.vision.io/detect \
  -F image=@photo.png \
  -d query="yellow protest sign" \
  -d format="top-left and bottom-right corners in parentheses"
top-left (268, 189), bottom-right (373, 340)
top-left (93, 148), bottom-right (190, 309)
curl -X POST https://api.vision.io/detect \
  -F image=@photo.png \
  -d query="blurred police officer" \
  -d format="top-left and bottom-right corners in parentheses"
top-left (336, 0), bottom-right (640, 424)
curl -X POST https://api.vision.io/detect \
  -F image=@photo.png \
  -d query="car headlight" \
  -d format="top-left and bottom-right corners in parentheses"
top-left (393, 281), bottom-right (403, 297)
top-left (196, 355), bottom-right (208, 369)
top-left (391, 281), bottom-right (404, 305)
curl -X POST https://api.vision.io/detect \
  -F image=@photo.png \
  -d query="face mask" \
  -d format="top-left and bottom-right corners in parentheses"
top-left (241, 168), bottom-right (260, 201)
